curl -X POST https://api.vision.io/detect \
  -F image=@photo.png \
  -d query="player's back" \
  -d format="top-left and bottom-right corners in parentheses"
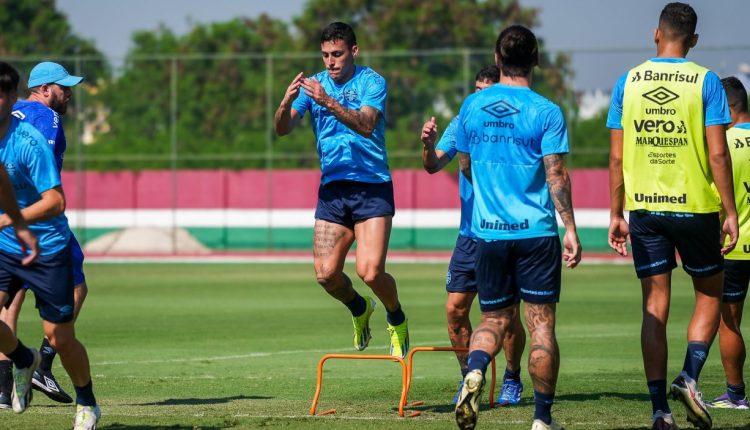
top-left (456, 84), bottom-right (568, 240)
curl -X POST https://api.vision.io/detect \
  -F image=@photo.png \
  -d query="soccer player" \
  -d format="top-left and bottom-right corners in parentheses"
top-left (421, 65), bottom-right (526, 406)
top-left (705, 76), bottom-right (750, 410)
top-left (607, 3), bottom-right (737, 429)
top-left (452, 26), bottom-right (581, 430)
top-left (0, 62), bottom-right (99, 429)
top-left (0, 61), bottom-right (85, 408)
top-left (274, 22), bottom-right (409, 358)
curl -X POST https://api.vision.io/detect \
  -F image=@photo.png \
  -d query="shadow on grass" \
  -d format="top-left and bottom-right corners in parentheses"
top-left (555, 391), bottom-right (650, 402)
top-left (99, 425), bottom-right (224, 430)
top-left (135, 394), bottom-right (271, 406)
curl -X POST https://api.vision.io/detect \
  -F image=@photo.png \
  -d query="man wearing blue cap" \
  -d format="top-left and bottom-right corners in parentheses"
top-left (0, 62), bottom-right (90, 411)
top-left (0, 61), bottom-right (99, 428)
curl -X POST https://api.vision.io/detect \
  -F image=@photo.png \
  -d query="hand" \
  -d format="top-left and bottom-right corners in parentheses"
top-left (421, 117), bottom-right (437, 147)
top-left (300, 77), bottom-right (330, 105)
top-left (281, 72), bottom-right (304, 107)
top-left (13, 223), bottom-right (38, 266)
top-left (608, 216), bottom-right (630, 257)
top-left (721, 213), bottom-right (739, 255)
top-left (562, 228), bottom-right (582, 268)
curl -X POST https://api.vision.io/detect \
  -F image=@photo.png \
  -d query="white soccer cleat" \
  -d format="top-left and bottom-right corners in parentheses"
top-left (73, 404), bottom-right (101, 430)
top-left (531, 418), bottom-right (565, 430)
top-left (11, 348), bottom-right (40, 413)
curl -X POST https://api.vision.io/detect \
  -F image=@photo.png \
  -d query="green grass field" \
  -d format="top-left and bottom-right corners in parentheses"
top-left (5, 262), bottom-right (750, 429)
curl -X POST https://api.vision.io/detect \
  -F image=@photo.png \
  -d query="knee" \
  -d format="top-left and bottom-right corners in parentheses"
top-left (357, 266), bottom-right (384, 286)
top-left (446, 300), bottom-right (471, 321)
top-left (315, 266), bottom-right (342, 289)
top-left (46, 330), bottom-right (76, 355)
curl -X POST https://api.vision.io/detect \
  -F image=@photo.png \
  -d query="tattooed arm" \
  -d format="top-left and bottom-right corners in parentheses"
top-left (300, 77), bottom-right (380, 137)
top-left (458, 152), bottom-right (472, 184)
top-left (543, 154), bottom-right (581, 268)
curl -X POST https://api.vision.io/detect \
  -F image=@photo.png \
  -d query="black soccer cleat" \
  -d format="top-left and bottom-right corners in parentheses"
top-left (0, 391), bottom-right (11, 409)
top-left (31, 369), bottom-right (73, 404)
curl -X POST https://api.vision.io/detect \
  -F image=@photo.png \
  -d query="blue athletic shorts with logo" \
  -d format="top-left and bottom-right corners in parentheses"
top-left (475, 236), bottom-right (562, 312)
top-left (446, 234), bottom-right (477, 293)
top-left (0, 240), bottom-right (74, 323)
top-left (629, 210), bottom-right (723, 279)
top-left (315, 180), bottom-right (395, 229)
top-left (723, 259), bottom-right (750, 303)
top-left (20, 232), bottom-right (84, 292)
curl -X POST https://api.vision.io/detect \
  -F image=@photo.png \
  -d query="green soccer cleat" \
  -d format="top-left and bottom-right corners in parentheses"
top-left (386, 319), bottom-right (409, 359)
top-left (352, 296), bottom-right (376, 351)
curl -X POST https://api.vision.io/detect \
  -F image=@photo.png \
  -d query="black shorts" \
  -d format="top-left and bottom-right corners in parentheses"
top-left (629, 210), bottom-right (723, 279)
top-left (723, 259), bottom-right (750, 303)
top-left (315, 180), bottom-right (395, 229)
top-left (446, 235), bottom-right (477, 293)
top-left (0, 241), bottom-right (74, 323)
top-left (475, 236), bottom-right (562, 312)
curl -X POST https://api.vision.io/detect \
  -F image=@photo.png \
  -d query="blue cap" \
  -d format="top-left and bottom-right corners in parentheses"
top-left (27, 62), bottom-right (84, 88)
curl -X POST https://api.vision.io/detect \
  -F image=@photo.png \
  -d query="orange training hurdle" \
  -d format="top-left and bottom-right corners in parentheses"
top-left (309, 354), bottom-right (408, 417)
top-left (402, 346), bottom-right (497, 413)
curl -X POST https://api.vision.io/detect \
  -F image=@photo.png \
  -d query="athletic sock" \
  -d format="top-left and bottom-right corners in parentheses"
top-left (0, 360), bottom-right (11, 394)
top-left (39, 337), bottom-right (56, 372)
top-left (647, 379), bottom-right (670, 415)
top-left (7, 340), bottom-right (33, 369)
top-left (533, 390), bottom-right (554, 424)
top-left (727, 383), bottom-right (747, 402)
top-left (466, 350), bottom-right (492, 374)
top-left (344, 292), bottom-right (367, 317)
top-left (682, 341), bottom-right (709, 380)
top-left (74, 379), bottom-right (97, 407)
top-left (504, 366), bottom-right (521, 382)
top-left (386, 305), bottom-right (405, 326)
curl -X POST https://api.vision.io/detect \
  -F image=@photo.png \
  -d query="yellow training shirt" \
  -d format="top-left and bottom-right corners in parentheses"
top-left (726, 123), bottom-right (750, 260)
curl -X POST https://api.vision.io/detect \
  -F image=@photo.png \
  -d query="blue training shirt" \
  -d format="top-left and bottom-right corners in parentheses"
top-left (435, 117), bottom-right (474, 239)
top-left (0, 117), bottom-right (69, 256)
top-left (12, 99), bottom-right (65, 172)
top-left (292, 65), bottom-right (390, 184)
top-left (606, 58), bottom-right (730, 129)
top-left (455, 84), bottom-right (569, 240)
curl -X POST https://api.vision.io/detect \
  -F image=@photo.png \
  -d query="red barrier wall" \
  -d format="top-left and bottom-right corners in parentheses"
top-left (61, 168), bottom-right (609, 210)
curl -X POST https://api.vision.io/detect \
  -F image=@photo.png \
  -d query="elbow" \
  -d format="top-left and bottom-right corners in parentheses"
top-left (423, 164), bottom-right (440, 174)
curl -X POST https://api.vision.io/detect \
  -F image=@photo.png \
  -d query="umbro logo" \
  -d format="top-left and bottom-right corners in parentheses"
top-left (481, 100), bottom-right (520, 119)
top-left (642, 86), bottom-right (680, 106)
top-left (43, 375), bottom-right (61, 393)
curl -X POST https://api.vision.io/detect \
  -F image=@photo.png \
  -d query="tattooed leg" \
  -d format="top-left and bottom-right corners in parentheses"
top-left (525, 303), bottom-right (560, 395)
top-left (469, 306), bottom-right (518, 357)
top-left (313, 219), bottom-right (356, 302)
top-left (447, 292), bottom-right (476, 371)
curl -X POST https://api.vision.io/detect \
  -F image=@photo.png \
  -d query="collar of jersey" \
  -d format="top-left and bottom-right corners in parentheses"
top-left (649, 57), bottom-right (688, 64)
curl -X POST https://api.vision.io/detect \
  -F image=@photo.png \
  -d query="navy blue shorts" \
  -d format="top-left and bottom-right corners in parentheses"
top-left (70, 234), bottom-right (86, 285)
top-left (0, 241), bottom-right (74, 323)
top-left (475, 236), bottom-right (562, 312)
top-left (723, 259), bottom-right (750, 303)
top-left (21, 233), bottom-right (85, 291)
top-left (446, 235), bottom-right (477, 293)
top-left (315, 180), bottom-right (395, 229)
top-left (629, 210), bottom-right (723, 279)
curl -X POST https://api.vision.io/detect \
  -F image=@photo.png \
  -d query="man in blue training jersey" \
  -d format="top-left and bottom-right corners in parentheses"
top-left (704, 76), bottom-right (750, 410)
top-left (0, 61), bottom-right (85, 407)
top-left (607, 4), bottom-right (737, 430)
top-left (421, 65), bottom-right (526, 406)
top-left (0, 62), bottom-right (99, 429)
top-left (452, 26), bottom-right (581, 430)
top-left (274, 22), bottom-right (409, 358)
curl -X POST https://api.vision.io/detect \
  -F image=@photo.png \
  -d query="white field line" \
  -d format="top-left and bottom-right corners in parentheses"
top-left (94, 333), bottom-right (633, 367)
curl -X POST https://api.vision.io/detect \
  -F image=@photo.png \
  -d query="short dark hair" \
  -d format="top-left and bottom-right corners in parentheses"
top-left (0, 62), bottom-right (19, 94)
top-left (475, 65), bottom-right (500, 83)
top-left (321, 22), bottom-right (357, 49)
top-left (495, 25), bottom-right (538, 78)
top-left (721, 76), bottom-right (748, 113)
top-left (659, 2), bottom-right (697, 45)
